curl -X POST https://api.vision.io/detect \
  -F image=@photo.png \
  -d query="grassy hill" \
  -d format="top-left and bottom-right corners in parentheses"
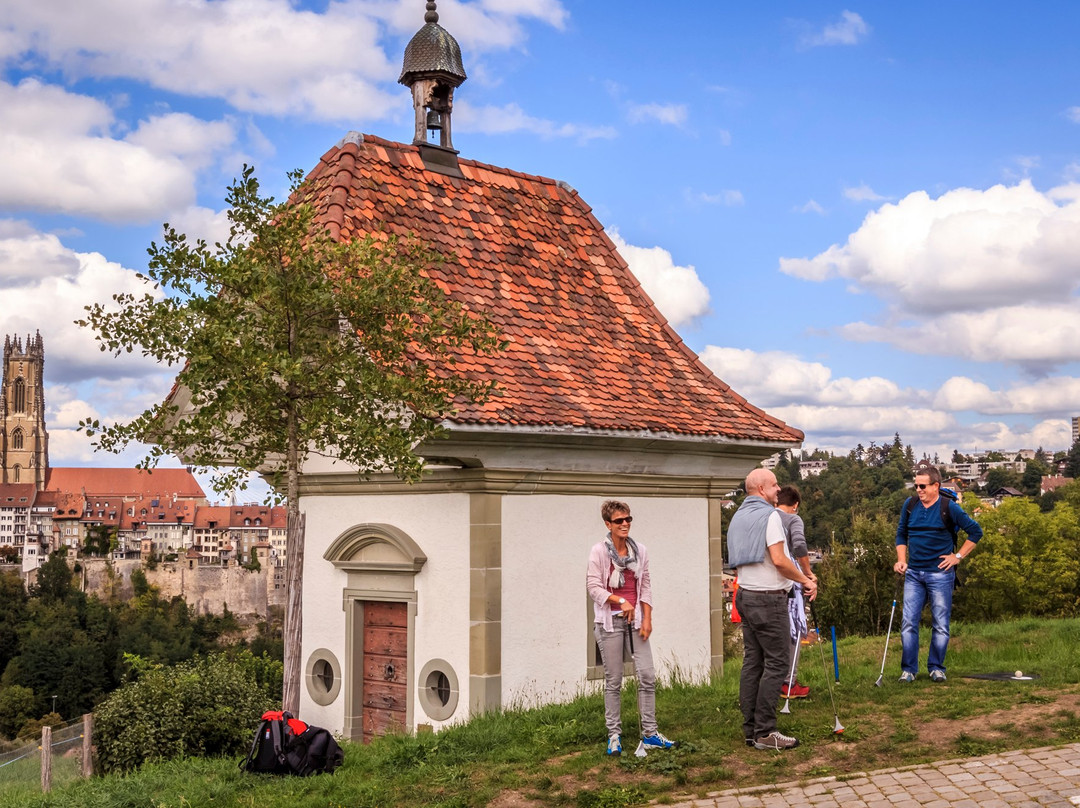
top-left (8, 617), bottom-right (1080, 808)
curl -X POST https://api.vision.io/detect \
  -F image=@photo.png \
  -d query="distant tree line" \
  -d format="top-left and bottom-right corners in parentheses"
top-left (762, 436), bottom-right (1080, 635)
top-left (0, 553), bottom-right (282, 743)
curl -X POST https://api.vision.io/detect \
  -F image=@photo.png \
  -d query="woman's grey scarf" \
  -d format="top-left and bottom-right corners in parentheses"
top-left (605, 534), bottom-right (641, 589)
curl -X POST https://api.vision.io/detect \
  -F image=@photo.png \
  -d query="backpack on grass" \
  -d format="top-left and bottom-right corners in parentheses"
top-left (240, 710), bottom-right (344, 776)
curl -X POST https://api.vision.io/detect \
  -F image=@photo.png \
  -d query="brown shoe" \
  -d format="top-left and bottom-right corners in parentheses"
top-left (754, 731), bottom-right (800, 750)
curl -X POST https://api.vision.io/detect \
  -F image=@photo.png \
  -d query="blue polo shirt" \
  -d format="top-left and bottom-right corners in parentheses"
top-left (896, 497), bottom-right (983, 571)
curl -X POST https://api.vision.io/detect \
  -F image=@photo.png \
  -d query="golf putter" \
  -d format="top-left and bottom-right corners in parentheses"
top-left (809, 602), bottom-right (845, 734)
top-left (626, 618), bottom-right (648, 756)
top-left (875, 576), bottom-right (903, 687)
top-left (779, 638), bottom-right (801, 714)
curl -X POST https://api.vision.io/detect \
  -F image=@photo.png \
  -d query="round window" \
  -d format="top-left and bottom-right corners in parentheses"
top-left (304, 649), bottom-right (342, 706)
top-left (428, 670), bottom-right (451, 706)
top-left (417, 659), bottom-right (459, 721)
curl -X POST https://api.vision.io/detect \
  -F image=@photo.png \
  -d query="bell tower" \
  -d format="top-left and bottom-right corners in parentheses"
top-left (399, 0), bottom-right (467, 177)
top-left (1, 332), bottom-right (49, 488)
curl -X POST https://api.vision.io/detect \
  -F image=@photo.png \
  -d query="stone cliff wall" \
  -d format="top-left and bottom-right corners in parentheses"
top-left (79, 558), bottom-right (286, 617)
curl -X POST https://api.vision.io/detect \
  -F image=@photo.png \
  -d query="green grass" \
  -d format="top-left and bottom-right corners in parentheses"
top-left (8, 616), bottom-right (1080, 808)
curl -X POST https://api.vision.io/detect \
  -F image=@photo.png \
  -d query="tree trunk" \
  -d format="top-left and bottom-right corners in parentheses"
top-left (282, 393), bottom-right (305, 715)
top-left (282, 510), bottom-right (305, 714)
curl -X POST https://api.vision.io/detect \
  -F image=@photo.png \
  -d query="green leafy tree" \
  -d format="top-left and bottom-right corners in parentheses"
top-left (813, 513), bottom-right (899, 636)
top-left (1065, 441), bottom-right (1080, 478)
top-left (83, 524), bottom-right (117, 556)
top-left (30, 552), bottom-right (74, 604)
top-left (984, 467), bottom-right (1022, 494)
top-left (78, 167), bottom-right (503, 712)
top-left (955, 498), bottom-right (1080, 620)
top-left (0, 685), bottom-right (36, 739)
top-left (1021, 458), bottom-right (1051, 497)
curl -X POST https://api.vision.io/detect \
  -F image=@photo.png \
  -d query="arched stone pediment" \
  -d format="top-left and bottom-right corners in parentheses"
top-left (324, 523), bottom-right (427, 574)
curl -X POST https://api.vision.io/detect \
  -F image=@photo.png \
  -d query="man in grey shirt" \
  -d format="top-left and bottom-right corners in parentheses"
top-left (776, 485), bottom-right (816, 700)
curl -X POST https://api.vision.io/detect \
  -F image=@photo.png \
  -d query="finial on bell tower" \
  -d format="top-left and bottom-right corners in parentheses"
top-left (399, 0), bottom-right (467, 174)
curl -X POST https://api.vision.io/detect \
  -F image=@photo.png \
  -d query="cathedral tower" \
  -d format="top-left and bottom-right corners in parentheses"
top-left (1, 332), bottom-right (49, 487)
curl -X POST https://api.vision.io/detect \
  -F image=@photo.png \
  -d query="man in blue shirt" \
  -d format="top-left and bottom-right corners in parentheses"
top-left (894, 466), bottom-right (983, 682)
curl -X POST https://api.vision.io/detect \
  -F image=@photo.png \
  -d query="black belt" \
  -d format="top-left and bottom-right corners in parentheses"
top-left (740, 588), bottom-right (790, 595)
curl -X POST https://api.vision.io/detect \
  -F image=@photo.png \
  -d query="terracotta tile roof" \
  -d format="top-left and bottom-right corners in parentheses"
top-left (193, 505), bottom-right (232, 529)
top-left (226, 505), bottom-right (286, 529)
top-left (0, 484), bottom-right (36, 506)
top-left (44, 468), bottom-right (206, 500)
top-left (298, 134), bottom-right (801, 444)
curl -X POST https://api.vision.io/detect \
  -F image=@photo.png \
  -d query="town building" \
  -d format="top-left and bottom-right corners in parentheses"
top-left (166, 3), bottom-right (804, 742)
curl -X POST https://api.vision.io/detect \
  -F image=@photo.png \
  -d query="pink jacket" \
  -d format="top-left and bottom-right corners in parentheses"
top-left (586, 539), bottom-right (653, 632)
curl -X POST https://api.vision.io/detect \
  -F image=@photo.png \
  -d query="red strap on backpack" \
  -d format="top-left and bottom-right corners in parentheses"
top-left (261, 710), bottom-right (308, 735)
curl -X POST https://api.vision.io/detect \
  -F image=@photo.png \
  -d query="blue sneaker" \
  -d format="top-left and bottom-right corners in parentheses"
top-left (606, 734), bottom-right (622, 755)
top-left (641, 731), bottom-right (676, 750)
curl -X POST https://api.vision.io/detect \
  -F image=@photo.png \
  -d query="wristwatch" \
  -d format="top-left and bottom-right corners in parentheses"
top-left (618, 597), bottom-right (626, 605)
top-left (955, 552), bottom-right (965, 561)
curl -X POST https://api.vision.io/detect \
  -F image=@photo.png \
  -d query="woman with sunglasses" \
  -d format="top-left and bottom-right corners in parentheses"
top-left (587, 500), bottom-right (676, 756)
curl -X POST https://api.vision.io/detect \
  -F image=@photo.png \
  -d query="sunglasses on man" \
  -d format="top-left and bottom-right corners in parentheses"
top-left (608, 516), bottom-right (633, 525)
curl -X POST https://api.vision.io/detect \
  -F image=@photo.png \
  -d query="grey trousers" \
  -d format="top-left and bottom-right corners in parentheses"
top-left (736, 588), bottom-right (792, 741)
top-left (594, 615), bottom-right (657, 737)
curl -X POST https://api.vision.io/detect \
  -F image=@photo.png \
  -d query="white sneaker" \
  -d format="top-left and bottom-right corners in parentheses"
top-left (930, 670), bottom-right (947, 682)
top-left (754, 730), bottom-right (800, 750)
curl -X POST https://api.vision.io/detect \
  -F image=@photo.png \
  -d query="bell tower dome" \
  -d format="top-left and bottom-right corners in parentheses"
top-left (399, 1), bottom-right (467, 176)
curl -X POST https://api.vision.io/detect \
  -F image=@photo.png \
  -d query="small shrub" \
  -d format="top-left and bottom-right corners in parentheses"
top-left (94, 650), bottom-right (278, 773)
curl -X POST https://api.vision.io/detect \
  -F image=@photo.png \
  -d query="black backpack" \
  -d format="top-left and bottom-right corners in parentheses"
top-left (241, 710), bottom-right (344, 776)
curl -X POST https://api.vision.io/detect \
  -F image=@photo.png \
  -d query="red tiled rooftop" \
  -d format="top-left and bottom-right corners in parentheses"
top-left (0, 484), bottom-right (36, 506)
top-left (298, 134), bottom-right (801, 444)
top-left (44, 468), bottom-right (206, 500)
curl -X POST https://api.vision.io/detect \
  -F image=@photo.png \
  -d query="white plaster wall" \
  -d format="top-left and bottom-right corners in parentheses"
top-left (298, 492), bottom-right (471, 734)
top-left (501, 495), bottom-right (711, 709)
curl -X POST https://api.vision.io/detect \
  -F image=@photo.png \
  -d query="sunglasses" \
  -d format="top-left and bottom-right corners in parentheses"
top-left (608, 516), bottom-right (633, 525)
top-left (914, 483), bottom-right (937, 490)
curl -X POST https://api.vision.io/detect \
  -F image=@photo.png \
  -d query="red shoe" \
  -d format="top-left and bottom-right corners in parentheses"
top-left (780, 681), bottom-right (810, 699)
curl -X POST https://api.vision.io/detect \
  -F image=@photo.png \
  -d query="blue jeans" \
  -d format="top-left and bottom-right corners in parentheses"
top-left (900, 568), bottom-right (954, 674)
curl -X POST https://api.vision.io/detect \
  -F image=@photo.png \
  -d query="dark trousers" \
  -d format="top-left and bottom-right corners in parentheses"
top-left (736, 588), bottom-right (792, 740)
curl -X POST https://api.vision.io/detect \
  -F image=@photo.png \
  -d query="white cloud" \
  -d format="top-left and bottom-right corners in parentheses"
top-left (690, 189), bottom-right (745, 207)
top-left (797, 199), bottom-right (826, 215)
top-left (801, 11), bottom-right (869, 48)
top-left (627, 102), bottom-right (687, 126)
top-left (0, 221), bottom-right (167, 383)
top-left (780, 181), bottom-right (1080, 321)
top-left (608, 230), bottom-right (710, 327)
top-left (841, 303), bottom-right (1080, 367)
top-left (454, 100), bottom-right (616, 142)
top-left (1066, 106), bottom-right (1080, 124)
top-left (697, 345), bottom-right (1080, 458)
top-left (698, 346), bottom-right (921, 408)
top-left (0, 79), bottom-right (211, 222)
top-left (0, 221), bottom-right (80, 287)
top-left (165, 206), bottom-right (234, 250)
top-left (843, 183), bottom-right (887, 202)
top-left (3, 0), bottom-right (567, 125)
top-left (125, 113), bottom-right (237, 172)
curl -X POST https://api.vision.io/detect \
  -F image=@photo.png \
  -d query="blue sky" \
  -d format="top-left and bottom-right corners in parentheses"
top-left (3, 1), bottom-right (1080, 496)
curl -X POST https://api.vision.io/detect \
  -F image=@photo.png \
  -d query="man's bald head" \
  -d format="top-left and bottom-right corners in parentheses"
top-left (745, 468), bottom-right (780, 505)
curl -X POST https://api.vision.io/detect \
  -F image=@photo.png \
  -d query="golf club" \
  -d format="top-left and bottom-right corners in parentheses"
top-left (809, 601), bottom-right (845, 734)
top-left (875, 575), bottom-right (903, 687)
top-left (779, 637), bottom-right (801, 714)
